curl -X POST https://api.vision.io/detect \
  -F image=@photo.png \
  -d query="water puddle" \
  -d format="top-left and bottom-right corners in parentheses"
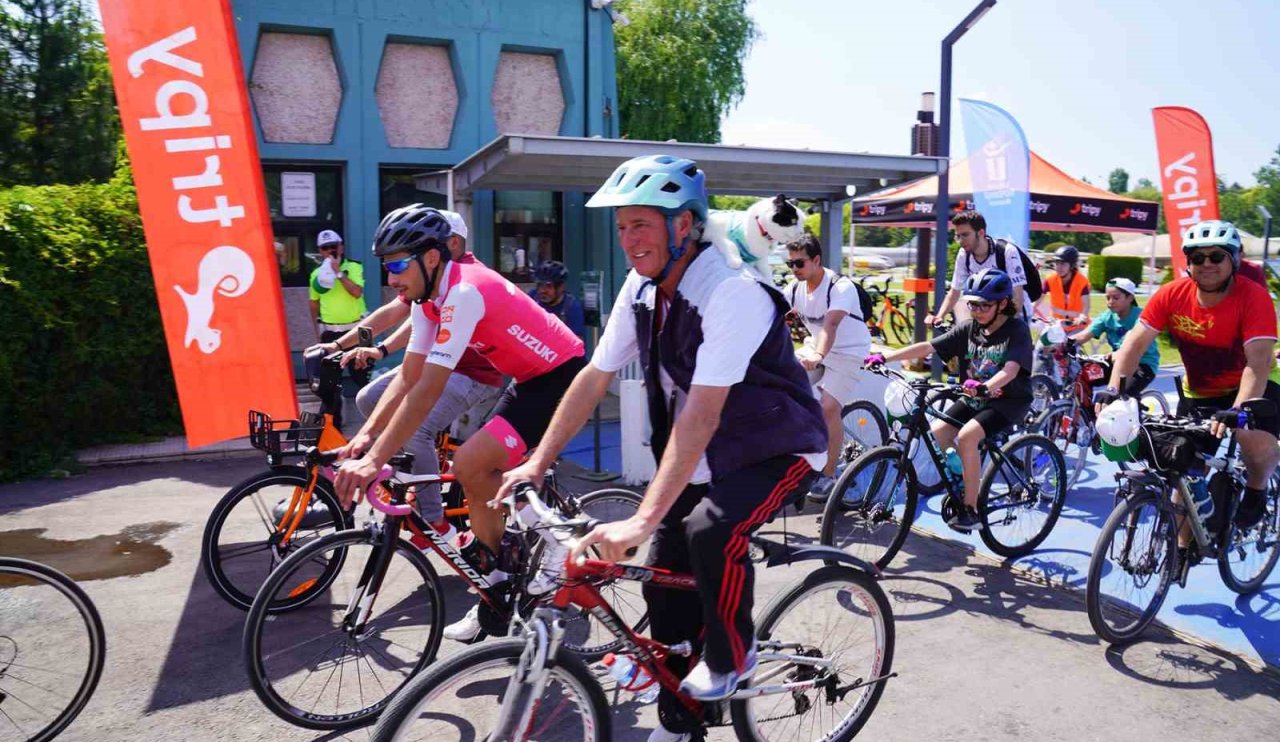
top-left (0, 521), bottom-right (179, 583)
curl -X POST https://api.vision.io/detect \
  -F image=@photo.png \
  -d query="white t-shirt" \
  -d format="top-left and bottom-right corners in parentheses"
top-left (785, 268), bottom-right (871, 358)
top-left (950, 238), bottom-right (1034, 319)
top-left (593, 255), bottom-right (824, 482)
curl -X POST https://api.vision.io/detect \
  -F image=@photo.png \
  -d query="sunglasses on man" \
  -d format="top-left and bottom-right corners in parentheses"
top-left (383, 256), bottom-right (414, 274)
top-left (785, 258), bottom-right (809, 269)
top-left (1188, 250), bottom-right (1229, 266)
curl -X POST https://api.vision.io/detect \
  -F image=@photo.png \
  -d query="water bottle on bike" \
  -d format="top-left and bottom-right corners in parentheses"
top-left (944, 447), bottom-right (964, 488)
top-left (601, 653), bottom-right (660, 703)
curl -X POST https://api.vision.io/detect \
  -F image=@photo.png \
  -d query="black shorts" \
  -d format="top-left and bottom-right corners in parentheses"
top-left (1121, 363), bottom-right (1157, 396)
top-left (943, 398), bottom-right (1028, 438)
top-left (482, 354), bottom-right (586, 466)
top-left (1176, 380), bottom-right (1280, 437)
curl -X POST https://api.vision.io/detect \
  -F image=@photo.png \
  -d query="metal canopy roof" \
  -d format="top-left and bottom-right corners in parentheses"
top-left (414, 134), bottom-right (948, 202)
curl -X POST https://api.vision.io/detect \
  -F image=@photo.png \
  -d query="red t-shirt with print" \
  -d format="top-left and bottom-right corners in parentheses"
top-left (1140, 276), bottom-right (1278, 397)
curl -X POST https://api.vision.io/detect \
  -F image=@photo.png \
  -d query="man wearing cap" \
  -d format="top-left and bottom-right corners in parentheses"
top-left (1066, 277), bottom-right (1159, 396)
top-left (309, 229), bottom-right (369, 427)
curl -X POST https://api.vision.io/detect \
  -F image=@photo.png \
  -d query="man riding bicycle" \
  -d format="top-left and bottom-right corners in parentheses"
top-left (308, 210), bottom-right (505, 546)
top-left (332, 204), bottom-right (586, 639)
top-left (495, 154), bottom-right (827, 741)
top-left (866, 269), bottom-right (1035, 531)
top-left (1099, 220), bottom-right (1279, 529)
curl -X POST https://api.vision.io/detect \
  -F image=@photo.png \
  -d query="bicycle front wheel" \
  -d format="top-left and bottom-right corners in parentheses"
top-left (1138, 389), bottom-right (1169, 417)
top-left (1086, 492), bottom-right (1177, 644)
top-left (977, 433), bottom-right (1067, 558)
top-left (0, 558), bottom-right (106, 742)
top-left (369, 637), bottom-right (610, 742)
top-left (731, 565), bottom-right (895, 742)
top-left (1032, 402), bottom-right (1089, 490)
top-left (201, 465), bottom-right (349, 611)
top-left (1218, 471), bottom-right (1280, 594)
top-left (820, 446), bottom-right (917, 570)
top-left (243, 528), bottom-right (445, 730)
top-left (532, 487), bottom-right (648, 659)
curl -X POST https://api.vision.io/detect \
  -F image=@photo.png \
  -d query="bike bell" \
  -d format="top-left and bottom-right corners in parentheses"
top-left (1096, 397), bottom-right (1141, 463)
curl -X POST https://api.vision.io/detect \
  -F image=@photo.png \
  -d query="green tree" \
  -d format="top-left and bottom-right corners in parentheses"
top-left (1030, 230), bottom-right (1112, 254)
top-left (1108, 167), bottom-right (1129, 194)
top-left (1253, 145), bottom-right (1280, 235)
top-left (614, 0), bottom-right (759, 143)
top-left (0, 0), bottom-right (119, 186)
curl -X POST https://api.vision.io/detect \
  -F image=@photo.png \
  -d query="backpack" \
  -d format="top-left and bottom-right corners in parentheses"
top-left (789, 273), bottom-right (873, 324)
top-left (967, 237), bottom-right (1043, 301)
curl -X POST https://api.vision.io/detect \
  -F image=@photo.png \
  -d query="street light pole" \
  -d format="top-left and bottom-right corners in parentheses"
top-left (932, 0), bottom-right (997, 374)
top-left (1259, 204), bottom-right (1272, 264)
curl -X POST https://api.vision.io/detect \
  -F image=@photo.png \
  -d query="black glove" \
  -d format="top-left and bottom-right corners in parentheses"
top-left (1093, 387), bottom-right (1120, 407)
top-left (1211, 408), bottom-right (1249, 430)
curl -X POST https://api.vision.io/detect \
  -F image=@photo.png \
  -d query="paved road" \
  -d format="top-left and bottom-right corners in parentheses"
top-left (1, 458), bottom-right (1277, 741)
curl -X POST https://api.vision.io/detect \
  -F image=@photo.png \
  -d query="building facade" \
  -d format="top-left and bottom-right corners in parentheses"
top-left (231, 0), bottom-right (619, 354)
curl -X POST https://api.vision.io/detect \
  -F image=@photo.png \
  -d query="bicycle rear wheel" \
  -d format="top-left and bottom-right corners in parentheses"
top-left (731, 565), bottom-right (894, 742)
top-left (1033, 402), bottom-right (1089, 490)
top-left (820, 446), bottom-right (917, 570)
top-left (1086, 492), bottom-right (1177, 644)
top-left (0, 558), bottom-right (106, 742)
top-left (201, 466), bottom-right (349, 611)
top-left (840, 401), bottom-right (888, 464)
top-left (243, 528), bottom-right (445, 730)
top-left (530, 487), bottom-right (648, 659)
top-left (1218, 471), bottom-right (1280, 594)
top-left (977, 433), bottom-right (1067, 558)
top-left (369, 637), bottom-right (609, 742)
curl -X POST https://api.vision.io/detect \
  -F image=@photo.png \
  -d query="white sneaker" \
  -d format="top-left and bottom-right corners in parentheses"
top-left (526, 538), bottom-right (569, 596)
top-left (442, 604), bottom-right (484, 642)
top-left (646, 724), bottom-right (692, 742)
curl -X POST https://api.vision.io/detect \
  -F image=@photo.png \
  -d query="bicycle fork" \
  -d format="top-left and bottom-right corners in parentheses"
top-left (342, 521), bottom-right (399, 637)
top-left (493, 610), bottom-right (566, 741)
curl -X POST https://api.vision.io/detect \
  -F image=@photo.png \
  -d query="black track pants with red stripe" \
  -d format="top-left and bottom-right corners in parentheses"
top-left (643, 455), bottom-right (812, 705)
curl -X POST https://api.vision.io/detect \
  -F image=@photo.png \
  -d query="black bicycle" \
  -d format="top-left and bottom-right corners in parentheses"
top-left (1086, 402), bottom-right (1280, 644)
top-left (0, 557), bottom-right (106, 742)
top-left (821, 364), bottom-right (1067, 567)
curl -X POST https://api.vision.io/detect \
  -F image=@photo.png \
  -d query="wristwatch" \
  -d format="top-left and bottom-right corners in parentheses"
top-left (376, 343), bottom-right (388, 359)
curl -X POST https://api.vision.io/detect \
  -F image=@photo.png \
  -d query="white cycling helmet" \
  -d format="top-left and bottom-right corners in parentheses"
top-left (1096, 397), bottom-right (1141, 463)
top-left (1181, 220), bottom-right (1241, 262)
top-left (884, 379), bottom-right (914, 421)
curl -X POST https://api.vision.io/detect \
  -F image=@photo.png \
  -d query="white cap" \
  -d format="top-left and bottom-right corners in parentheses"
top-left (1106, 277), bottom-right (1137, 296)
top-left (317, 229), bottom-right (343, 246)
top-left (440, 210), bottom-right (468, 240)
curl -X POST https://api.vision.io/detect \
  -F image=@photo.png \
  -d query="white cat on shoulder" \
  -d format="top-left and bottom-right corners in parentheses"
top-left (703, 194), bottom-right (804, 283)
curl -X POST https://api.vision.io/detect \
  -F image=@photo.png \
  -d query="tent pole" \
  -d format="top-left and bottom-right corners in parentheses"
top-left (1148, 232), bottom-right (1157, 295)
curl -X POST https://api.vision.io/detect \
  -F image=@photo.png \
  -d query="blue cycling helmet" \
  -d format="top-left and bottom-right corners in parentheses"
top-left (534, 260), bottom-right (569, 285)
top-left (587, 154), bottom-right (708, 279)
top-left (962, 268), bottom-right (1014, 302)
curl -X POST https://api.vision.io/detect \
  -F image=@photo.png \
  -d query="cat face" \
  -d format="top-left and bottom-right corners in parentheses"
top-left (750, 194), bottom-right (804, 244)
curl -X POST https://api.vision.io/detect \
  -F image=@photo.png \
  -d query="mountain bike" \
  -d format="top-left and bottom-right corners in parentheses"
top-left (242, 454), bottom-right (644, 730)
top-left (368, 484), bottom-right (896, 742)
top-left (857, 274), bottom-right (914, 346)
top-left (1032, 347), bottom-right (1170, 488)
top-left (821, 364), bottom-right (1067, 567)
top-left (0, 557), bottom-right (106, 742)
top-left (1085, 402), bottom-right (1280, 645)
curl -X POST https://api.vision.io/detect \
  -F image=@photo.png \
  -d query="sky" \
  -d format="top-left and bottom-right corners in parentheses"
top-left (720, 0), bottom-right (1280, 190)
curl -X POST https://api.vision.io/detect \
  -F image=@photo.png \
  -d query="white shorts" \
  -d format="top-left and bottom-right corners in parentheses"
top-left (801, 346), bottom-right (862, 408)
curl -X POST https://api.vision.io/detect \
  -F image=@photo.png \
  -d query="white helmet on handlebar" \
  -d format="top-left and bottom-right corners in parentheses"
top-left (1096, 397), bottom-right (1141, 463)
top-left (884, 379), bottom-right (914, 422)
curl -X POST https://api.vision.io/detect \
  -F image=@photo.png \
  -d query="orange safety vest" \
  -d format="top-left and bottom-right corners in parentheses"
top-left (1045, 271), bottom-right (1090, 330)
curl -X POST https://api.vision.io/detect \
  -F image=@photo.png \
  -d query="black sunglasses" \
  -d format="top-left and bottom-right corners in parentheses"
top-left (785, 258), bottom-right (809, 269)
top-left (1189, 251), bottom-right (1228, 266)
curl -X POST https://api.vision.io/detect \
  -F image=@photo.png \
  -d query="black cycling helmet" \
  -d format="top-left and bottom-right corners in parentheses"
top-left (1052, 245), bottom-right (1079, 265)
top-left (962, 268), bottom-right (1014, 302)
top-left (533, 260), bottom-right (569, 286)
top-left (372, 204), bottom-right (452, 258)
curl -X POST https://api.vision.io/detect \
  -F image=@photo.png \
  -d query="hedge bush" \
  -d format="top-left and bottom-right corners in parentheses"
top-left (1086, 255), bottom-right (1144, 291)
top-left (0, 168), bottom-right (180, 480)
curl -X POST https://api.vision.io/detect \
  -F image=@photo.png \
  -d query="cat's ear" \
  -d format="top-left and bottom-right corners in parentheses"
top-left (773, 194), bottom-right (787, 207)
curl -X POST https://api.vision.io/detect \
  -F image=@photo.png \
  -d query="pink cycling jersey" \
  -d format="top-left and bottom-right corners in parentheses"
top-left (407, 261), bottom-right (584, 383)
